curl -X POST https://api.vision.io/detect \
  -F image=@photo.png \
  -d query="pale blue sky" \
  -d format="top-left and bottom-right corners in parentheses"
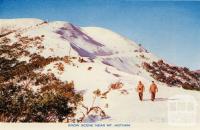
top-left (0, 0), bottom-right (199, 70)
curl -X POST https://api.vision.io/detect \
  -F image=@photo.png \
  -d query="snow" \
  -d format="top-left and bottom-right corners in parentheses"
top-left (1, 18), bottom-right (200, 125)
top-left (95, 80), bottom-right (200, 124)
top-left (0, 18), bottom-right (43, 32)
top-left (42, 59), bottom-right (118, 92)
top-left (81, 27), bottom-right (139, 53)
top-left (42, 57), bottom-right (200, 124)
top-left (56, 24), bottom-right (112, 58)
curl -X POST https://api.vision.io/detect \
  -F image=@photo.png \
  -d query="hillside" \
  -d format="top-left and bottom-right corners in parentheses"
top-left (0, 18), bottom-right (200, 123)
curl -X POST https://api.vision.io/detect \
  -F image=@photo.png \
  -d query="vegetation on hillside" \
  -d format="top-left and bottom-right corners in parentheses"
top-left (0, 36), bottom-right (83, 122)
top-left (143, 60), bottom-right (200, 90)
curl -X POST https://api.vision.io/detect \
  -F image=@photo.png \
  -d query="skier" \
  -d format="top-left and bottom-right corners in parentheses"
top-left (137, 81), bottom-right (145, 101)
top-left (149, 81), bottom-right (158, 101)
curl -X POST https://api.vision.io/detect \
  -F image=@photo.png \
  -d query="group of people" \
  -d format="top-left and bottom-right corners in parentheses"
top-left (136, 81), bottom-right (158, 101)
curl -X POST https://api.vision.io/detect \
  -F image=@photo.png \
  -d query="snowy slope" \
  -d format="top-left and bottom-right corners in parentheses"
top-left (0, 18), bottom-right (43, 29)
top-left (82, 27), bottom-right (159, 75)
top-left (0, 18), bottom-right (200, 124)
top-left (0, 18), bottom-right (44, 36)
top-left (81, 27), bottom-right (140, 53)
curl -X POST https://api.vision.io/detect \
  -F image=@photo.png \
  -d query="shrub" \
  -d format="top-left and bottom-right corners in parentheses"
top-left (110, 82), bottom-right (123, 90)
top-left (143, 61), bottom-right (200, 90)
top-left (0, 35), bottom-right (81, 122)
top-left (0, 82), bottom-right (82, 122)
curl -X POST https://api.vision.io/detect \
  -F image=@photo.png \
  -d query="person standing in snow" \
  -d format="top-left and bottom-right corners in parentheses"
top-left (149, 81), bottom-right (158, 101)
top-left (137, 81), bottom-right (145, 101)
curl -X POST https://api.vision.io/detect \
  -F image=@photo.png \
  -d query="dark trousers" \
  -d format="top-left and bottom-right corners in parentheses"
top-left (138, 92), bottom-right (143, 101)
top-left (151, 92), bottom-right (156, 101)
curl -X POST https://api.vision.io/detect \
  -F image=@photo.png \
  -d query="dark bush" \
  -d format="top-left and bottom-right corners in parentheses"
top-left (143, 60), bottom-right (200, 90)
top-left (0, 35), bottom-right (81, 122)
top-left (0, 82), bottom-right (82, 122)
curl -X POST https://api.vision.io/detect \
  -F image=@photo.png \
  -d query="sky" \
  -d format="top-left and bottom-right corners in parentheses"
top-left (0, 0), bottom-right (200, 70)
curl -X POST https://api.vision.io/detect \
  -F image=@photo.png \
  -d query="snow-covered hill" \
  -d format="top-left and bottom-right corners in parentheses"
top-left (0, 18), bottom-right (200, 124)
